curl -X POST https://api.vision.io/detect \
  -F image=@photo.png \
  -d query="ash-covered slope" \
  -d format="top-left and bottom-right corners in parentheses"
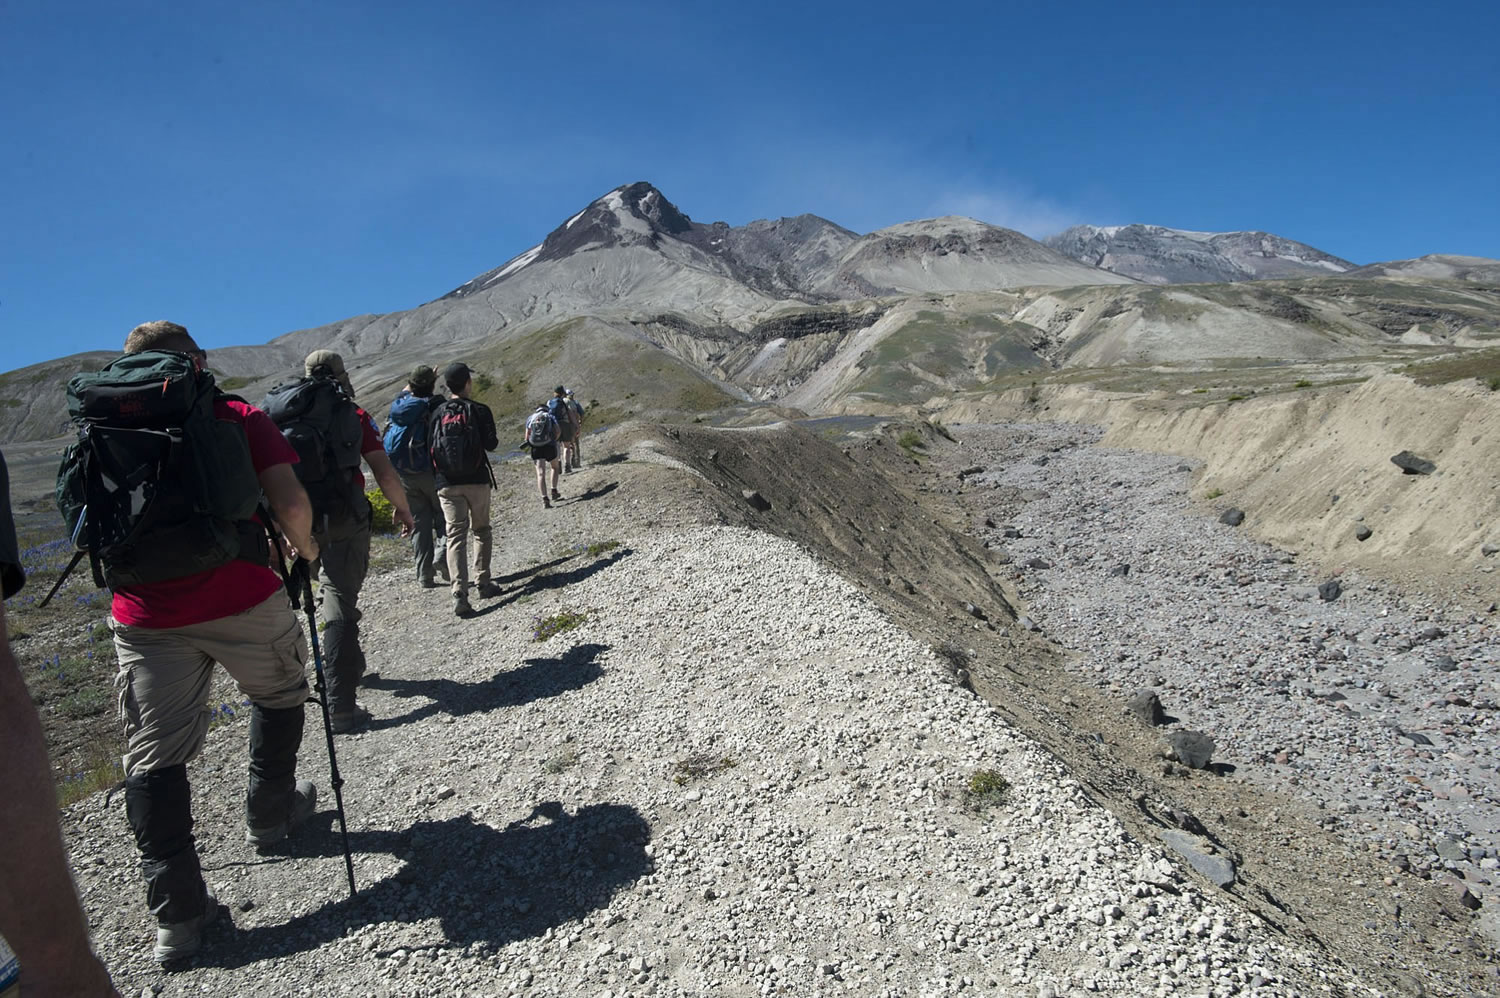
top-left (1346, 253), bottom-right (1500, 282)
top-left (821, 217), bottom-right (1136, 297)
top-left (1046, 224), bottom-right (1355, 284)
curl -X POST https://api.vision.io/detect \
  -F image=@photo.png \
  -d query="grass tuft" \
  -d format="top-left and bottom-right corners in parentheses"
top-left (672, 752), bottom-right (737, 786)
top-left (532, 610), bottom-right (588, 642)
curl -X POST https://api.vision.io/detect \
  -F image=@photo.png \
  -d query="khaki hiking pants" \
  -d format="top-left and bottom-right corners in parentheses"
top-left (112, 591), bottom-right (309, 776)
top-left (438, 483), bottom-right (492, 598)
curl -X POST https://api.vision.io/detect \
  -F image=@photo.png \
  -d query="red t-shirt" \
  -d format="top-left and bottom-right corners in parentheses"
top-left (353, 408), bottom-right (381, 488)
top-left (111, 400), bottom-right (297, 629)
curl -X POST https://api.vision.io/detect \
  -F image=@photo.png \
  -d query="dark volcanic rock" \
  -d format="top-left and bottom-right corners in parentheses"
top-left (741, 489), bottom-right (771, 512)
top-left (1165, 730), bottom-right (1216, 769)
top-left (1109, 563), bottom-right (1131, 578)
top-left (1159, 829), bottom-right (1237, 887)
top-left (1391, 451), bottom-right (1437, 475)
top-left (1318, 580), bottom-right (1343, 602)
top-left (1219, 509), bottom-right (1245, 527)
top-left (1126, 690), bottom-right (1167, 726)
top-left (1355, 525), bottom-right (1373, 541)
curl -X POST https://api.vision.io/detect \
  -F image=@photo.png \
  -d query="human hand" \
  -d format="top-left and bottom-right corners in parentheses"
top-left (396, 508), bottom-right (415, 538)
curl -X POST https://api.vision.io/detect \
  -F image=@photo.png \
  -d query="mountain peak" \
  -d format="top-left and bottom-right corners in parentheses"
top-left (444, 182), bottom-right (697, 299)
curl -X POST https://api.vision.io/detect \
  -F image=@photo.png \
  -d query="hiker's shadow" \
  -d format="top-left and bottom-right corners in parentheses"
top-left (496, 548), bottom-right (633, 608)
top-left (573, 481), bottom-right (619, 502)
top-left (364, 643), bottom-right (607, 729)
top-left (200, 801), bottom-right (652, 969)
top-left (493, 554), bottom-right (574, 587)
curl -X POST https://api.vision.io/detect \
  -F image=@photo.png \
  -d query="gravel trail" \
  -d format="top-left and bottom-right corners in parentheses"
top-left (53, 441), bottom-right (1493, 997)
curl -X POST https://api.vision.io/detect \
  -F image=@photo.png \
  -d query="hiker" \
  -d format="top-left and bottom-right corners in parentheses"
top-left (547, 385), bottom-right (579, 475)
top-left (1, 450), bottom-right (121, 995)
top-left (564, 388), bottom-right (586, 471)
top-left (384, 365), bottom-right (450, 589)
top-left (524, 402), bottom-right (564, 507)
top-left (263, 351), bottom-right (414, 734)
top-left (430, 362), bottom-right (500, 617)
top-left (66, 322), bottom-right (323, 964)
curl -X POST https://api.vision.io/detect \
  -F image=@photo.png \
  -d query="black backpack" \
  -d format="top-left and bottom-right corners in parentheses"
top-left (54, 350), bottom-right (267, 590)
top-left (260, 376), bottom-right (366, 524)
top-left (429, 398), bottom-right (488, 477)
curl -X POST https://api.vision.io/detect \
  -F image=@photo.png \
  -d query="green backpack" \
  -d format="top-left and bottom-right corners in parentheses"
top-left (55, 350), bottom-right (267, 590)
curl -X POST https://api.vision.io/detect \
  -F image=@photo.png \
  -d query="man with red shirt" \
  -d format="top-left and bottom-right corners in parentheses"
top-left (107, 321), bottom-right (322, 964)
top-left (297, 350), bottom-right (414, 733)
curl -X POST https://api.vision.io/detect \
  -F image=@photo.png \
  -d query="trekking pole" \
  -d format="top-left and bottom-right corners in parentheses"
top-left (295, 558), bottom-right (358, 899)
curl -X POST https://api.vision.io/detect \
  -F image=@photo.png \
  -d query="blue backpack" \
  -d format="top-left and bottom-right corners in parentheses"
top-left (384, 391), bottom-right (434, 474)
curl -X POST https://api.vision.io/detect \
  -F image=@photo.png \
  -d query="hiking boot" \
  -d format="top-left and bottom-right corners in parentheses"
top-left (550, 489), bottom-right (563, 500)
top-left (454, 596), bottom-right (475, 618)
top-left (154, 891), bottom-right (219, 964)
top-left (330, 705), bottom-right (372, 734)
top-left (477, 582), bottom-right (503, 599)
top-left (543, 497), bottom-right (552, 509)
top-left (419, 577), bottom-right (439, 589)
top-left (245, 780), bottom-right (318, 851)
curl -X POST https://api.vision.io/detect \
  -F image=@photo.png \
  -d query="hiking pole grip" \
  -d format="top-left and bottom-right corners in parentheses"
top-left (299, 563), bottom-right (357, 899)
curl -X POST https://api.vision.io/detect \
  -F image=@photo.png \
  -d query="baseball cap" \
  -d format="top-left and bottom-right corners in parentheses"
top-left (554, 385), bottom-right (566, 395)
top-left (443, 362), bottom-right (472, 392)
top-left (304, 349), bottom-right (353, 393)
top-left (410, 365), bottom-right (437, 394)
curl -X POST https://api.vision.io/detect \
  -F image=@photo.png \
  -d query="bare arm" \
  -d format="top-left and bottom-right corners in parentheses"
top-left (363, 449), bottom-right (415, 535)
top-left (259, 462), bottom-right (319, 563)
top-left (0, 603), bottom-right (120, 997)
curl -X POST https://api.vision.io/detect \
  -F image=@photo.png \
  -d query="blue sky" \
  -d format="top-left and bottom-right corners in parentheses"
top-left (3, 0), bottom-right (1497, 372)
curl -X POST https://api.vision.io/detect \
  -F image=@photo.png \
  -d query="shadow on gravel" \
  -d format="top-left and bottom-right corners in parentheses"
top-left (493, 554), bottom-right (574, 587)
top-left (495, 548), bottom-right (633, 609)
top-left (198, 800), bottom-right (652, 968)
top-left (572, 481), bottom-right (619, 502)
top-left (588, 454), bottom-right (629, 467)
top-left (363, 643), bottom-right (607, 730)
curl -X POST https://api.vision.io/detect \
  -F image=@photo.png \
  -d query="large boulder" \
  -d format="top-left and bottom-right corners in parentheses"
top-left (1165, 730), bottom-right (1216, 769)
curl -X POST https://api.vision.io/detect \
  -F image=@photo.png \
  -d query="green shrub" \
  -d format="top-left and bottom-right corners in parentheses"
top-left (367, 489), bottom-right (396, 533)
top-left (1489, 375), bottom-right (1500, 391)
top-left (1294, 379), bottom-right (1312, 388)
top-left (962, 768), bottom-right (1011, 813)
top-left (897, 430), bottom-right (923, 452)
top-left (1205, 488), bottom-right (1224, 500)
top-left (585, 539), bottom-right (621, 557)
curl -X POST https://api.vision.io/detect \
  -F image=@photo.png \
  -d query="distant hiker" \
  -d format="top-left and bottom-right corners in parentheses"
top-left (384, 365), bottom-right (449, 588)
top-left (525, 402), bottom-right (564, 507)
top-left (547, 385), bottom-right (579, 474)
top-left (564, 388), bottom-right (586, 471)
top-left (2, 450), bottom-right (121, 993)
top-left (430, 362), bottom-right (500, 617)
top-left (58, 321), bottom-right (323, 964)
top-left (263, 350), bottom-right (414, 734)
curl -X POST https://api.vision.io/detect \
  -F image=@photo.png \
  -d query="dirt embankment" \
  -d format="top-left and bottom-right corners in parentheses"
top-left (941, 375), bottom-right (1500, 602)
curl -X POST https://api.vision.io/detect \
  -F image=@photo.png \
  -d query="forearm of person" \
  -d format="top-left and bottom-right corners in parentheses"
top-left (0, 607), bottom-right (118, 995)
top-left (260, 464), bottom-right (316, 553)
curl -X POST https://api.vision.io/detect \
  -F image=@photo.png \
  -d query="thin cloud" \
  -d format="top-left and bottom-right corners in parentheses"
top-left (929, 189), bottom-right (1082, 239)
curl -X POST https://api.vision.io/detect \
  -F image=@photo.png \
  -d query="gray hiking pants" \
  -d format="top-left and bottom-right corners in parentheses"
top-left (399, 469), bottom-right (447, 583)
top-left (313, 498), bottom-right (371, 715)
